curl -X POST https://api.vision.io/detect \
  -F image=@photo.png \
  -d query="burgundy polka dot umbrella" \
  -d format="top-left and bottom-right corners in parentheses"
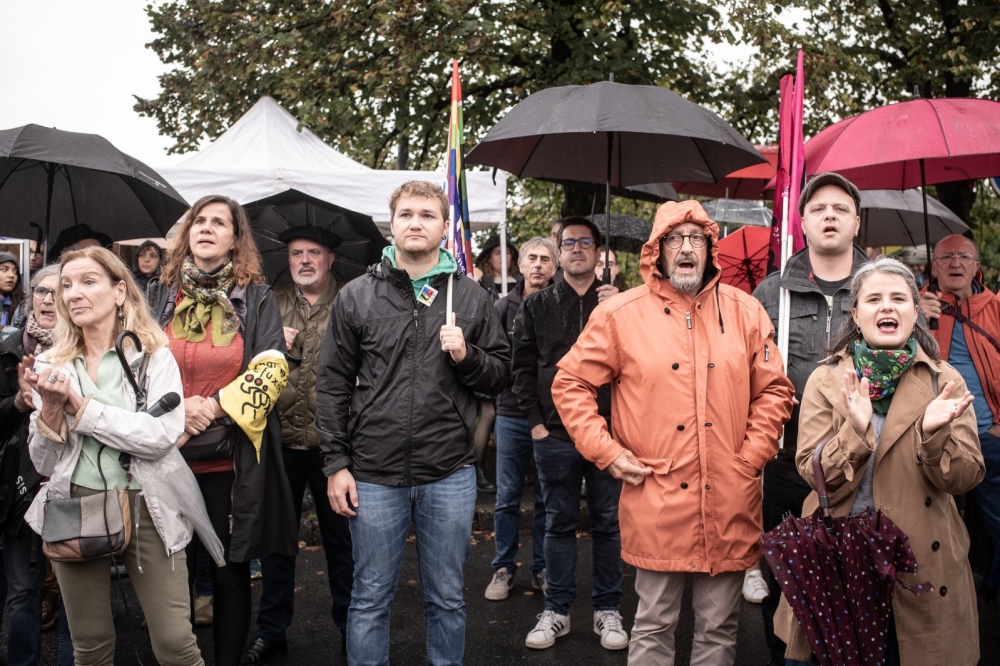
top-left (762, 441), bottom-right (933, 665)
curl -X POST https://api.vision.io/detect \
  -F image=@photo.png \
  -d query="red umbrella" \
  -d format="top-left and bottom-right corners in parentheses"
top-left (674, 144), bottom-right (778, 199)
top-left (716, 225), bottom-right (770, 294)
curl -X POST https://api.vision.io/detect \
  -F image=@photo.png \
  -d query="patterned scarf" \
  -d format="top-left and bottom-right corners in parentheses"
top-left (172, 257), bottom-right (240, 347)
top-left (852, 336), bottom-right (918, 414)
top-left (25, 312), bottom-right (54, 353)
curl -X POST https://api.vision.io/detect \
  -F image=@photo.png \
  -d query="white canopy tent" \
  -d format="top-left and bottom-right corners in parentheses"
top-left (158, 97), bottom-right (507, 232)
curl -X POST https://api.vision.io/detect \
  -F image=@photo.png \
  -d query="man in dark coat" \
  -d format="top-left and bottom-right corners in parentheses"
top-left (316, 181), bottom-right (509, 666)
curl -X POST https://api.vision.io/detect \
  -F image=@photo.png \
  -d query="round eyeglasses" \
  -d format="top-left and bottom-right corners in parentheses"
top-left (662, 233), bottom-right (708, 249)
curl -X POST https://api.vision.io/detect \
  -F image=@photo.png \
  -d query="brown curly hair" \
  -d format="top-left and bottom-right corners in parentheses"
top-left (161, 195), bottom-right (265, 288)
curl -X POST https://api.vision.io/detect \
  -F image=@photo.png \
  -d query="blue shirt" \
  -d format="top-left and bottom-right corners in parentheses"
top-left (948, 321), bottom-right (994, 435)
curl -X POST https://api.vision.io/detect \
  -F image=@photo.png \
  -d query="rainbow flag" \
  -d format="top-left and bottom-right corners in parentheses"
top-left (446, 59), bottom-right (473, 276)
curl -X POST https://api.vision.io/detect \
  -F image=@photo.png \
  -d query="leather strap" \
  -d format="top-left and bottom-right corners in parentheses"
top-left (941, 301), bottom-right (1000, 356)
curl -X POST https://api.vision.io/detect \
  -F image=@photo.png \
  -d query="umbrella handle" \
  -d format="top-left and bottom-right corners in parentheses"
top-left (812, 440), bottom-right (836, 533)
top-left (115, 330), bottom-right (145, 405)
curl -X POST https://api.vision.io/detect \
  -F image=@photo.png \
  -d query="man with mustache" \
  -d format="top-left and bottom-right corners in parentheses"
top-left (919, 234), bottom-right (1000, 593)
top-left (242, 226), bottom-right (354, 663)
top-left (751, 172), bottom-right (869, 666)
top-left (553, 201), bottom-right (794, 664)
top-left (511, 217), bottom-right (626, 651)
top-left (485, 236), bottom-right (558, 602)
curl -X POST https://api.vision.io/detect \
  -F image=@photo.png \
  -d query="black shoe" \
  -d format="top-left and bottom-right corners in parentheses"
top-left (476, 466), bottom-right (496, 493)
top-left (241, 638), bottom-right (288, 665)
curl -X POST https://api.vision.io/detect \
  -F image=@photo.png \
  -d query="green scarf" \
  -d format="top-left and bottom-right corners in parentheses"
top-left (172, 257), bottom-right (240, 346)
top-left (852, 336), bottom-right (917, 414)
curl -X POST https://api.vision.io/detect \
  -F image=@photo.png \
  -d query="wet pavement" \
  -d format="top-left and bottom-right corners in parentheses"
top-left (4, 487), bottom-right (1000, 664)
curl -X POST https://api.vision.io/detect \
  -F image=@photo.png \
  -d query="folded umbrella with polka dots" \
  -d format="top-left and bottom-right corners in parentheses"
top-left (762, 441), bottom-right (933, 666)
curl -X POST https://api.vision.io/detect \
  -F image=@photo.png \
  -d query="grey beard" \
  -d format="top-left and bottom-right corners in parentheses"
top-left (292, 269), bottom-right (325, 287)
top-left (670, 273), bottom-right (702, 294)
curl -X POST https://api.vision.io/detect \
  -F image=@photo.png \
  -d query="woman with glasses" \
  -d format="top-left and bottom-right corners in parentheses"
top-left (23, 246), bottom-right (222, 666)
top-left (0, 264), bottom-right (75, 666)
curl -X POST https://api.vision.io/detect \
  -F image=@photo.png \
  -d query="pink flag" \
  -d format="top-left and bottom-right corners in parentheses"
top-left (769, 51), bottom-right (807, 271)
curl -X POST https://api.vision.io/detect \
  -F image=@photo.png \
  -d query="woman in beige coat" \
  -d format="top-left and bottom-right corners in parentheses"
top-left (775, 257), bottom-right (984, 666)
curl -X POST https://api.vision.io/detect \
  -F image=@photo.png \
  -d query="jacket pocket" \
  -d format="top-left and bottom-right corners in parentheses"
top-left (733, 455), bottom-right (762, 480)
top-left (636, 457), bottom-right (673, 476)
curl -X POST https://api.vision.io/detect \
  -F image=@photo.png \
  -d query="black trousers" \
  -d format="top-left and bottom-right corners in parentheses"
top-left (188, 470), bottom-right (252, 666)
top-left (760, 456), bottom-right (812, 666)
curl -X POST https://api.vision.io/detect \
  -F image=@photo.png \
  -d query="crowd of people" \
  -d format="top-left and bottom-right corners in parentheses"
top-left (0, 173), bottom-right (997, 666)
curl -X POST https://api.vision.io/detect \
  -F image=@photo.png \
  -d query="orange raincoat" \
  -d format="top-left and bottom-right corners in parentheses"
top-left (552, 200), bottom-right (794, 573)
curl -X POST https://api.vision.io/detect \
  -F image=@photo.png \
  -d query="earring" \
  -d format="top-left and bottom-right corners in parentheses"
top-left (118, 305), bottom-right (125, 327)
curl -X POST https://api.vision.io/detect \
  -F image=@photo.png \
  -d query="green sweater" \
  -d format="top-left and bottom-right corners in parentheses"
top-left (70, 350), bottom-right (140, 490)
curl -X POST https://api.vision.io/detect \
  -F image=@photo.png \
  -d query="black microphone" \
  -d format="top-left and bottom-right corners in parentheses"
top-left (145, 392), bottom-right (181, 418)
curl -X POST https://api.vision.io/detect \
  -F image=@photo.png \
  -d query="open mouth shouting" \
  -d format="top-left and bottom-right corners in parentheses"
top-left (876, 317), bottom-right (898, 333)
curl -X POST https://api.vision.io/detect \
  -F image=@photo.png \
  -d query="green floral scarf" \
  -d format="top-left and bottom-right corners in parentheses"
top-left (852, 336), bottom-right (917, 414)
top-left (172, 257), bottom-right (240, 347)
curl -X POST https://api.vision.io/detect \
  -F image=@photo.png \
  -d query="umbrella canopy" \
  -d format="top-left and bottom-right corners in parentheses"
top-left (673, 144), bottom-right (779, 199)
top-left (701, 199), bottom-right (773, 227)
top-left (0, 125), bottom-right (189, 246)
top-left (243, 189), bottom-right (388, 286)
top-left (466, 81), bottom-right (765, 187)
top-left (859, 189), bottom-right (969, 247)
top-left (716, 226), bottom-right (770, 294)
top-left (762, 442), bottom-right (933, 666)
top-left (585, 214), bottom-right (652, 254)
top-left (801, 98), bottom-right (1000, 190)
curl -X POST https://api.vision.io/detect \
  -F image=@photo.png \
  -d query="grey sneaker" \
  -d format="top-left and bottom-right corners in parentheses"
top-left (594, 609), bottom-right (629, 650)
top-left (525, 610), bottom-right (571, 649)
top-left (485, 568), bottom-right (515, 601)
top-left (531, 569), bottom-right (548, 596)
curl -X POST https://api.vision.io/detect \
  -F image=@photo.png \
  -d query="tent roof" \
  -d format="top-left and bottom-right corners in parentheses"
top-left (174, 97), bottom-right (369, 173)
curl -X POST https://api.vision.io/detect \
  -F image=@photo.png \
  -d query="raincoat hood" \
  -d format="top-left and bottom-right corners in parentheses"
top-left (641, 200), bottom-right (721, 298)
top-left (131, 240), bottom-right (162, 276)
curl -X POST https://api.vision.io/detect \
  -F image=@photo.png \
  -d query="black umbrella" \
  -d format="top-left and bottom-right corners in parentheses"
top-left (466, 80), bottom-right (764, 281)
top-left (0, 125), bottom-right (189, 257)
top-left (244, 189), bottom-right (388, 285)
top-left (858, 189), bottom-right (969, 247)
top-left (585, 214), bottom-right (652, 254)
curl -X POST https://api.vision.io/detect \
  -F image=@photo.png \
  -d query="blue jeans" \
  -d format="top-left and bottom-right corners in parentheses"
top-left (533, 435), bottom-right (623, 615)
top-left (2, 529), bottom-right (44, 666)
top-left (973, 432), bottom-right (1000, 548)
top-left (257, 448), bottom-right (354, 643)
top-left (348, 466), bottom-right (476, 666)
top-left (492, 415), bottom-right (545, 576)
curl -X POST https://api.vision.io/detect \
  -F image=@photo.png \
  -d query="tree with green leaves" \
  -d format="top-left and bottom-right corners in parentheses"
top-left (719, 0), bottom-right (1000, 221)
top-left (137, 0), bottom-right (723, 204)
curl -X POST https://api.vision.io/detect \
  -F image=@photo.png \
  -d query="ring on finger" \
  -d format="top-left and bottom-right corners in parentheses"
top-left (47, 374), bottom-right (59, 383)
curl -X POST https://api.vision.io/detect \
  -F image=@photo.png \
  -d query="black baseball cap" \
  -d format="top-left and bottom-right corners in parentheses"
top-left (798, 172), bottom-right (862, 216)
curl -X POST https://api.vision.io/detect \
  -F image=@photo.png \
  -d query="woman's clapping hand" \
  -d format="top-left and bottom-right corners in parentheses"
top-left (922, 381), bottom-right (974, 438)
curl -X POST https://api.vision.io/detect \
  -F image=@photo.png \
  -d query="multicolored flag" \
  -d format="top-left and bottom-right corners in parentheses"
top-left (446, 59), bottom-right (473, 276)
top-left (769, 50), bottom-right (807, 272)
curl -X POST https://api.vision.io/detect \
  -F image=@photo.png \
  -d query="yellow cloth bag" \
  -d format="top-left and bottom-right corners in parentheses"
top-left (219, 350), bottom-right (289, 462)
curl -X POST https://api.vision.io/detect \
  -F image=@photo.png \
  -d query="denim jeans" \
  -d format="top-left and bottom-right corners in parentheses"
top-left (2, 528), bottom-right (44, 666)
top-left (533, 435), bottom-right (623, 615)
top-left (972, 432), bottom-right (1000, 549)
top-left (492, 415), bottom-right (545, 576)
top-left (348, 465), bottom-right (476, 666)
top-left (257, 448), bottom-right (354, 643)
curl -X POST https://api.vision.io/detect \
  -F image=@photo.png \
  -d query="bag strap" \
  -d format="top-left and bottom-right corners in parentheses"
top-left (941, 301), bottom-right (1000, 356)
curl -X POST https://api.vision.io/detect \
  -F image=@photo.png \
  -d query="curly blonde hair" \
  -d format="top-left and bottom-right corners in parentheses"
top-left (46, 247), bottom-right (167, 365)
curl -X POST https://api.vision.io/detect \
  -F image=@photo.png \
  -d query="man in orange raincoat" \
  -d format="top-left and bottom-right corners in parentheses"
top-left (552, 200), bottom-right (794, 665)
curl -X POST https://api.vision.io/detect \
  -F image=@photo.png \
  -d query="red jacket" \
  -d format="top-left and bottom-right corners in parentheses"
top-left (552, 200), bottom-right (794, 574)
top-left (924, 275), bottom-right (1000, 429)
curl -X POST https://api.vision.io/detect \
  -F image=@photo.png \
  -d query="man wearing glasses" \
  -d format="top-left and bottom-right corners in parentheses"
top-left (511, 217), bottom-right (626, 651)
top-left (919, 235), bottom-right (1000, 589)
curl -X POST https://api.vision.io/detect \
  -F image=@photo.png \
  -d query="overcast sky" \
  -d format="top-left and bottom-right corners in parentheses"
top-left (0, 1), bottom-right (185, 168)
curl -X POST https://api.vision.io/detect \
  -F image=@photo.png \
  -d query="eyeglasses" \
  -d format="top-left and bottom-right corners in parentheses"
top-left (561, 237), bottom-right (596, 250)
top-left (934, 253), bottom-right (976, 264)
top-left (33, 286), bottom-right (56, 302)
top-left (663, 233), bottom-right (708, 249)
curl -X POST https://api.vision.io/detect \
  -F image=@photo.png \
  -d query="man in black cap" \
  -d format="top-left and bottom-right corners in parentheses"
top-left (48, 224), bottom-right (113, 260)
top-left (751, 171), bottom-right (868, 666)
top-left (242, 225), bottom-right (354, 663)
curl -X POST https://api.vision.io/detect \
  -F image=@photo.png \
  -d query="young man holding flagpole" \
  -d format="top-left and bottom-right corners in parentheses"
top-left (317, 181), bottom-right (509, 666)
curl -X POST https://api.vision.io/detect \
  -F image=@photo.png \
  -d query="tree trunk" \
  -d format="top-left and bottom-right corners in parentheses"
top-left (935, 180), bottom-right (976, 227)
top-left (396, 135), bottom-right (409, 170)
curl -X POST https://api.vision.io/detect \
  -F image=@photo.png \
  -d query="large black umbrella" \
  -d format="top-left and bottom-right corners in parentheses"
top-left (858, 189), bottom-right (969, 247)
top-left (0, 125), bottom-right (189, 254)
top-left (466, 81), bottom-right (764, 281)
top-left (244, 189), bottom-right (388, 285)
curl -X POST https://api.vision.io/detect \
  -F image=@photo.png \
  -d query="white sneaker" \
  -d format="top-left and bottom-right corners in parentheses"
top-left (742, 569), bottom-right (768, 603)
top-left (525, 610), bottom-right (571, 649)
top-left (485, 569), bottom-right (515, 601)
top-left (593, 609), bottom-right (629, 650)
